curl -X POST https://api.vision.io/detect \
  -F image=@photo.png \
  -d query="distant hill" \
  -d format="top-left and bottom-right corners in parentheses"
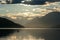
top-left (26, 11), bottom-right (60, 28)
top-left (39, 11), bottom-right (60, 28)
top-left (28, 12), bottom-right (60, 40)
top-left (0, 17), bottom-right (24, 38)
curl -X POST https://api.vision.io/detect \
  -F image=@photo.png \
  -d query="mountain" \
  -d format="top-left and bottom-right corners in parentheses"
top-left (0, 17), bottom-right (24, 38)
top-left (26, 11), bottom-right (60, 28)
top-left (27, 11), bottom-right (60, 40)
top-left (39, 11), bottom-right (60, 28)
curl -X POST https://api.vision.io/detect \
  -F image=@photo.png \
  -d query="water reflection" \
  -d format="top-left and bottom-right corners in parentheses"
top-left (0, 28), bottom-right (60, 40)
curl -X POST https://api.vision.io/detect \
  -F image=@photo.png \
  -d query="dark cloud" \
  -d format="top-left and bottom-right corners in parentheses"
top-left (47, 0), bottom-right (60, 2)
top-left (12, 0), bottom-right (22, 4)
top-left (24, 0), bottom-right (60, 5)
top-left (1, 0), bottom-right (60, 5)
top-left (22, 0), bottom-right (46, 5)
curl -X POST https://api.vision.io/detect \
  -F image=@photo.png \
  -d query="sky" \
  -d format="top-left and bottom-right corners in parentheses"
top-left (0, 2), bottom-right (60, 27)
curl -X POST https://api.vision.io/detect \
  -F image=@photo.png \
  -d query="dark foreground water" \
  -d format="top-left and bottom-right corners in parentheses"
top-left (0, 28), bottom-right (60, 40)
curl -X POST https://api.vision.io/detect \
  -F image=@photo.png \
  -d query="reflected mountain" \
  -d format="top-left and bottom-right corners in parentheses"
top-left (0, 17), bottom-right (24, 38)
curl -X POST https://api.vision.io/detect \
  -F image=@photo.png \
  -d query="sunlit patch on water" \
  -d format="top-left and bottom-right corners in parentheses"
top-left (7, 35), bottom-right (45, 40)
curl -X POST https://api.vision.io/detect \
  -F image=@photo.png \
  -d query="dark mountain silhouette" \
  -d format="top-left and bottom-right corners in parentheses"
top-left (29, 11), bottom-right (60, 40)
top-left (40, 11), bottom-right (60, 28)
top-left (0, 17), bottom-right (24, 38)
top-left (27, 11), bottom-right (60, 28)
top-left (43, 12), bottom-right (60, 40)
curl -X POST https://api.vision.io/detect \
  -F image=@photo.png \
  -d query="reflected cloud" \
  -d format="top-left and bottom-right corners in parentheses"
top-left (7, 35), bottom-right (45, 40)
